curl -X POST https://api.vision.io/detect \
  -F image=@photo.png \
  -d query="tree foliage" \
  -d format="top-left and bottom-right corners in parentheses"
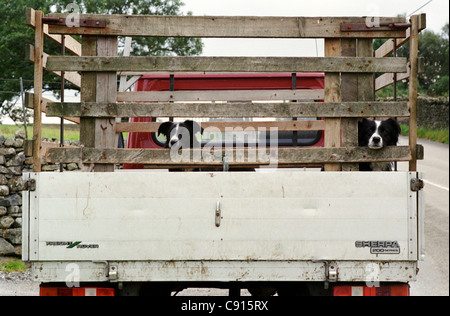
top-left (375, 23), bottom-right (449, 98)
top-left (0, 0), bottom-right (49, 123)
top-left (51, 0), bottom-right (203, 56)
top-left (0, 0), bottom-right (203, 124)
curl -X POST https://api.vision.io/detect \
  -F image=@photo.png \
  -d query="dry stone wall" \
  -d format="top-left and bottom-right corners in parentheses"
top-left (417, 96), bottom-right (449, 130)
top-left (0, 130), bottom-right (26, 256)
top-left (0, 131), bottom-right (82, 256)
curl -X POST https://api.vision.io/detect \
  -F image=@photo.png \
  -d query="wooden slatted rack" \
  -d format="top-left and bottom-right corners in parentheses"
top-left (25, 8), bottom-right (426, 172)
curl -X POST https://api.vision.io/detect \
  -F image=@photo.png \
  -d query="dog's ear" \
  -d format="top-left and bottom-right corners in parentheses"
top-left (358, 118), bottom-right (369, 128)
top-left (158, 122), bottom-right (174, 137)
top-left (385, 118), bottom-right (402, 136)
top-left (184, 120), bottom-right (204, 135)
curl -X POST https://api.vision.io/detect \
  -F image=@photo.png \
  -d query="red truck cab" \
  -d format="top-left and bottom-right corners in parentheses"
top-left (124, 73), bottom-right (325, 169)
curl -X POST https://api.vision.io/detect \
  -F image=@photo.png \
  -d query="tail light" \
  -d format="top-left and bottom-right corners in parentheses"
top-left (40, 286), bottom-right (116, 296)
top-left (333, 284), bottom-right (409, 296)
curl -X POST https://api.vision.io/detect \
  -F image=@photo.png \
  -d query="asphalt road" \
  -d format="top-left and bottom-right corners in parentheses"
top-left (1, 137), bottom-right (448, 296)
top-left (398, 137), bottom-right (449, 296)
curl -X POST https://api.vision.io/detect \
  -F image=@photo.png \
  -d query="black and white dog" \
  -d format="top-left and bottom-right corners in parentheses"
top-left (157, 120), bottom-right (204, 149)
top-left (358, 118), bottom-right (402, 171)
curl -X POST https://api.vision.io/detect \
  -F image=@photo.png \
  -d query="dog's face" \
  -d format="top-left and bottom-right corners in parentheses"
top-left (157, 120), bottom-right (204, 149)
top-left (358, 118), bottom-right (401, 149)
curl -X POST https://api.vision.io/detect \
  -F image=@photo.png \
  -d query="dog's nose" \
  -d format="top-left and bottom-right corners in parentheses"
top-left (372, 136), bottom-right (381, 144)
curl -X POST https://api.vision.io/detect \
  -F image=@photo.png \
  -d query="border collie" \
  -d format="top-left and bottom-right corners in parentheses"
top-left (157, 120), bottom-right (204, 149)
top-left (358, 118), bottom-right (401, 171)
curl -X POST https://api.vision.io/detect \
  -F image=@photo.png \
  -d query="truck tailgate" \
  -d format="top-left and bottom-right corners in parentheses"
top-left (23, 172), bottom-right (420, 263)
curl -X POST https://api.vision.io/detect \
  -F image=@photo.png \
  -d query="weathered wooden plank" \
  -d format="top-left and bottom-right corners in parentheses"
top-left (375, 36), bottom-right (410, 58)
top-left (409, 15), bottom-right (420, 172)
top-left (340, 38), bottom-right (359, 171)
top-left (46, 56), bottom-right (408, 73)
top-left (357, 39), bottom-right (375, 102)
top-left (79, 35), bottom-right (97, 152)
top-left (115, 120), bottom-right (326, 133)
top-left (46, 146), bottom-right (413, 165)
top-left (93, 36), bottom-right (118, 172)
top-left (375, 71), bottom-right (410, 91)
top-left (26, 45), bottom-right (81, 87)
top-left (24, 141), bottom-right (78, 158)
top-left (24, 93), bottom-right (80, 124)
top-left (46, 101), bottom-right (410, 118)
top-left (323, 38), bottom-right (341, 172)
top-left (374, 14), bottom-right (426, 58)
top-left (340, 39), bottom-right (358, 102)
top-left (46, 14), bottom-right (406, 38)
top-left (375, 58), bottom-right (423, 91)
top-left (26, 8), bottom-right (81, 56)
top-left (117, 89), bottom-right (324, 102)
top-left (357, 39), bottom-right (375, 173)
top-left (33, 10), bottom-right (44, 172)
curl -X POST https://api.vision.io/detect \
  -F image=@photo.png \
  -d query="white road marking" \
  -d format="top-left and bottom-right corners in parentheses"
top-left (423, 180), bottom-right (449, 192)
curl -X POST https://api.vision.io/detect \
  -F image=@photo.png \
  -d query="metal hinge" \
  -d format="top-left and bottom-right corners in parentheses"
top-left (108, 263), bottom-right (118, 282)
top-left (314, 261), bottom-right (338, 290)
top-left (24, 179), bottom-right (36, 191)
top-left (42, 17), bottom-right (106, 28)
top-left (411, 178), bottom-right (425, 192)
top-left (325, 262), bottom-right (338, 289)
top-left (93, 261), bottom-right (118, 282)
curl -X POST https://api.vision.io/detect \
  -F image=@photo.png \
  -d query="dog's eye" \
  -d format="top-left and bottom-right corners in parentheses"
top-left (178, 134), bottom-right (183, 139)
top-left (378, 126), bottom-right (385, 134)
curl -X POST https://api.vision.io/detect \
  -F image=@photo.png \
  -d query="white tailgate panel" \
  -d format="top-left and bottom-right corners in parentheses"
top-left (28, 172), bottom-right (416, 261)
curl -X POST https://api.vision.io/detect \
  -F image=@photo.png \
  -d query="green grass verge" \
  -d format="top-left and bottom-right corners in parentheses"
top-left (0, 124), bottom-right (80, 141)
top-left (400, 124), bottom-right (449, 145)
top-left (0, 125), bottom-right (20, 138)
top-left (0, 258), bottom-right (27, 273)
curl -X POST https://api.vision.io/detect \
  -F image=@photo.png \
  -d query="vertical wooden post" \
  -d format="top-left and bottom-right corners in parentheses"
top-left (357, 38), bottom-right (375, 170)
top-left (324, 39), bottom-right (341, 171)
top-left (94, 36), bottom-right (118, 172)
top-left (80, 36), bottom-right (97, 171)
top-left (409, 15), bottom-right (420, 172)
top-left (357, 39), bottom-right (375, 102)
top-left (79, 36), bottom-right (118, 172)
top-left (32, 10), bottom-right (44, 172)
top-left (340, 38), bottom-right (359, 171)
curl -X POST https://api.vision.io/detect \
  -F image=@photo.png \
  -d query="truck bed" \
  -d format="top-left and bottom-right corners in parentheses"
top-left (22, 171), bottom-right (423, 283)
